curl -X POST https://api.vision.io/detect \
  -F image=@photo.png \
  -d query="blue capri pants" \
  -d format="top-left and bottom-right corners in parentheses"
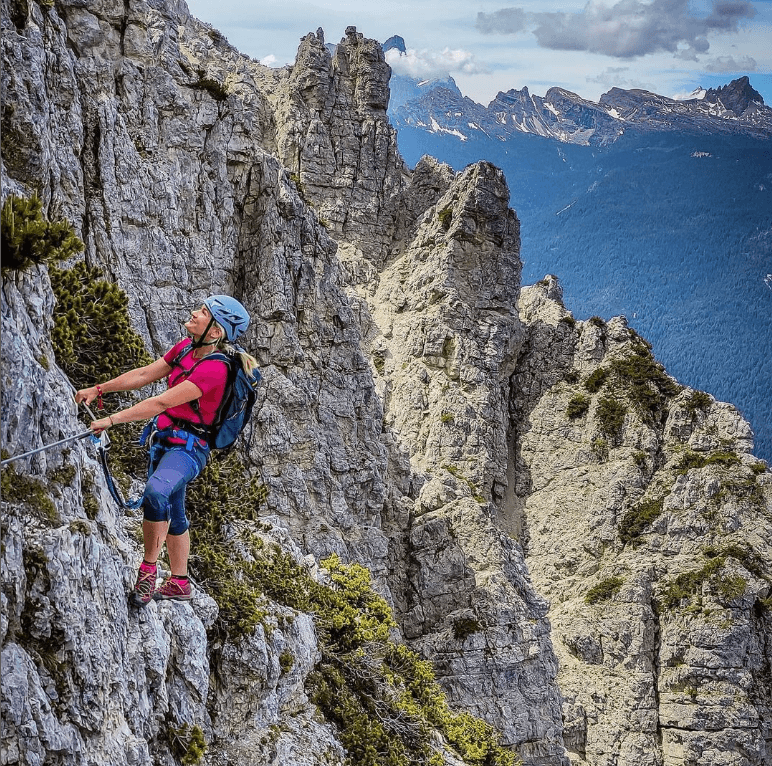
top-left (141, 440), bottom-right (208, 535)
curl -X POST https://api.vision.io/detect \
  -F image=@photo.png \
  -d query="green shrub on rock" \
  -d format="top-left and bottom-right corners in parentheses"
top-left (566, 394), bottom-right (590, 419)
top-left (1, 194), bottom-right (83, 273)
top-left (585, 576), bottom-right (624, 605)
top-left (596, 397), bottom-right (627, 440)
top-left (50, 261), bottom-right (153, 389)
top-left (619, 495), bottom-right (666, 546)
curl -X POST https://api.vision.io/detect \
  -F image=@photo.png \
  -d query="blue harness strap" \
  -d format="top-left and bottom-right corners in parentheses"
top-left (140, 419), bottom-right (209, 452)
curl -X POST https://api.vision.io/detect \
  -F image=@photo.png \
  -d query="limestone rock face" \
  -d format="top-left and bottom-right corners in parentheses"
top-left (3, 1), bottom-right (771, 765)
top-left (254, 27), bottom-right (408, 266)
top-left (357, 160), bottom-right (568, 764)
top-left (1, 0), bottom-right (395, 585)
top-left (1, 273), bottom-right (343, 766)
top-left (512, 280), bottom-right (772, 766)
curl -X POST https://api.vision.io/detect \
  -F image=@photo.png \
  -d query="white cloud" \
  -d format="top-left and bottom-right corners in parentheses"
top-left (704, 54), bottom-right (758, 71)
top-left (260, 54), bottom-right (279, 67)
top-left (476, 0), bottom-right (757, 59)
top-left (585, 65), bottom-right (662, 94)
top-left (385, 46), bottom-right (489, 79)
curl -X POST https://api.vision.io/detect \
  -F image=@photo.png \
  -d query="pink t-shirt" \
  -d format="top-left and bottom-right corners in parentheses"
top-left (156, 338), bottom-right (228, 433)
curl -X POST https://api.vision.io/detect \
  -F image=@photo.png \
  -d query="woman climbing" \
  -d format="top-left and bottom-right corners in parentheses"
top-left (75, 295), bottom-right (257, 606)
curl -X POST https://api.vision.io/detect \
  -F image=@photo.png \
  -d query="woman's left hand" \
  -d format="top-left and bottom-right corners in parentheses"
top-left (90, 416), bottom-right (114, 433)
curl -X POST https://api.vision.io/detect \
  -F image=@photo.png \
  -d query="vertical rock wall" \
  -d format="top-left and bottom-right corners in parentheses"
top-left (4, 1), bottom-right (770, 765)
top-left (511, 280), bottom-right (772, 766)
top-left (2, 1), bottom-right (570, 762)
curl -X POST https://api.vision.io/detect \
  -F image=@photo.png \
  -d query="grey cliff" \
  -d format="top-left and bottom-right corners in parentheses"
top-left (2, 1), bottom-right (770, 765)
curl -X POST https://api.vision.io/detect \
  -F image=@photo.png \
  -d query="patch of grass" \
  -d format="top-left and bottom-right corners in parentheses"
top-left (675, 450), bottom-right (741, 474)
top-left (716, 477), bottom-right (765, 506)
top-left (566, 394), bottom-right (589, 419)
top-left (705, 543), bottom-right (769, 580)
top-left (619, 495), bottom-right (666, 546)
top-left (588, 316), bottom-right (606, 328)
top-left (585, 576), bottom-right (624, 605)
top-left (660, 551), bottom-right (749, 610)
top-left (440, 412), bottom-right (454, 424)
top-left (560, 315), bottom-right (577, 328)
top-left (437, 208), bottom-right (452, 229)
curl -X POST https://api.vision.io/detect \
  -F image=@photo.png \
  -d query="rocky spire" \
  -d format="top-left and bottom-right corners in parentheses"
top-left (704, 75), bottom-right (765, 114)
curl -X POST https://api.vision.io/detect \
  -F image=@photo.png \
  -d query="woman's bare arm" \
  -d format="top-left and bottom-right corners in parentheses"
top-left (75, 356), bottom-right (173, 407)
top-left (89, 380), bottom-right (203, 432)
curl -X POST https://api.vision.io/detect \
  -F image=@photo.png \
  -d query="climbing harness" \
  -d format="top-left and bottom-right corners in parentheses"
top-left (1, 430), bottom-right (93, 467)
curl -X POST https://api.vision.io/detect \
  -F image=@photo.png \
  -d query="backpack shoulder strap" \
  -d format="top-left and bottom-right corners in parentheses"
top-left (167, 339), bottom-right (195, 372)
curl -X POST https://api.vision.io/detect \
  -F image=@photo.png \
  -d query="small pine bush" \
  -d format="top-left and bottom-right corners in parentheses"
top-left (49, 261), bottom-right (155, 486)
top-left (49, 261), bottom-right (153, 389)
top-left (619, 496), bottom-right (666, 546)
top-left (1, 194), bottom-right (83, 272)
top-left (584, 368), bottom-right (609, 393)
top-left (585, 576), bottom-right (624, 605)
top-left (566, 394), bottom-right (590, 419)
top-left (169, 723), bottom-right (207, 766)
top-left (608, 347), bottom-right (681, 422)
top-left (596, 397), bottom-right (626, 440)
top-left (684, 390), bottom-right (712, 416)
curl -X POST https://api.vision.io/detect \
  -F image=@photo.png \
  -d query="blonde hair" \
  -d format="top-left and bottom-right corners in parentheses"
top-left (212, 320), bottom-right (259, 375)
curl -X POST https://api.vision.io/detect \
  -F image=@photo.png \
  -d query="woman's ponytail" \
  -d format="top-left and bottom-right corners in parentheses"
top-left (213, 319), bottom-right (259, 375)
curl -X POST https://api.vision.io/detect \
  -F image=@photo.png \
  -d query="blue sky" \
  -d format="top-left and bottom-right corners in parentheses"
top-left (185, 0), bottom-right (772, 106)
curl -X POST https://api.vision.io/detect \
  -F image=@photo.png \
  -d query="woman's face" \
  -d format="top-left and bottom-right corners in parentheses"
top-left (185, 305), bottom-right (221, 340)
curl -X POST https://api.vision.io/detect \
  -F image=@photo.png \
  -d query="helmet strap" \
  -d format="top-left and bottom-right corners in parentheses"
top-left (190, 316), bottom-right (219, 350)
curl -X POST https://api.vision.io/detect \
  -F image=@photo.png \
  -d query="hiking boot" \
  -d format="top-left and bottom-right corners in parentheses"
top-left (130, 561), bottom-right (157, 607)
top-left (153, 576), bottom-right (193, 602)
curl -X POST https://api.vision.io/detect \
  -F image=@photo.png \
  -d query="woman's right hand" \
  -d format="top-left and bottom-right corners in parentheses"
top-left (75, 386), bottom-right (99, 406)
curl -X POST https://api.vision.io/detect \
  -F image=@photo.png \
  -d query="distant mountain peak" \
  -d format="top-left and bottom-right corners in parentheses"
top-left (383, 35), bottom-right (406, 54)
top-left (704, 76), bottom-right (765, 115)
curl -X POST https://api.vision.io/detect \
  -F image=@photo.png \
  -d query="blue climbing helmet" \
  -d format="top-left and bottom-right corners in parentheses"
top-left (204, 295), bottom-right (250, 342)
